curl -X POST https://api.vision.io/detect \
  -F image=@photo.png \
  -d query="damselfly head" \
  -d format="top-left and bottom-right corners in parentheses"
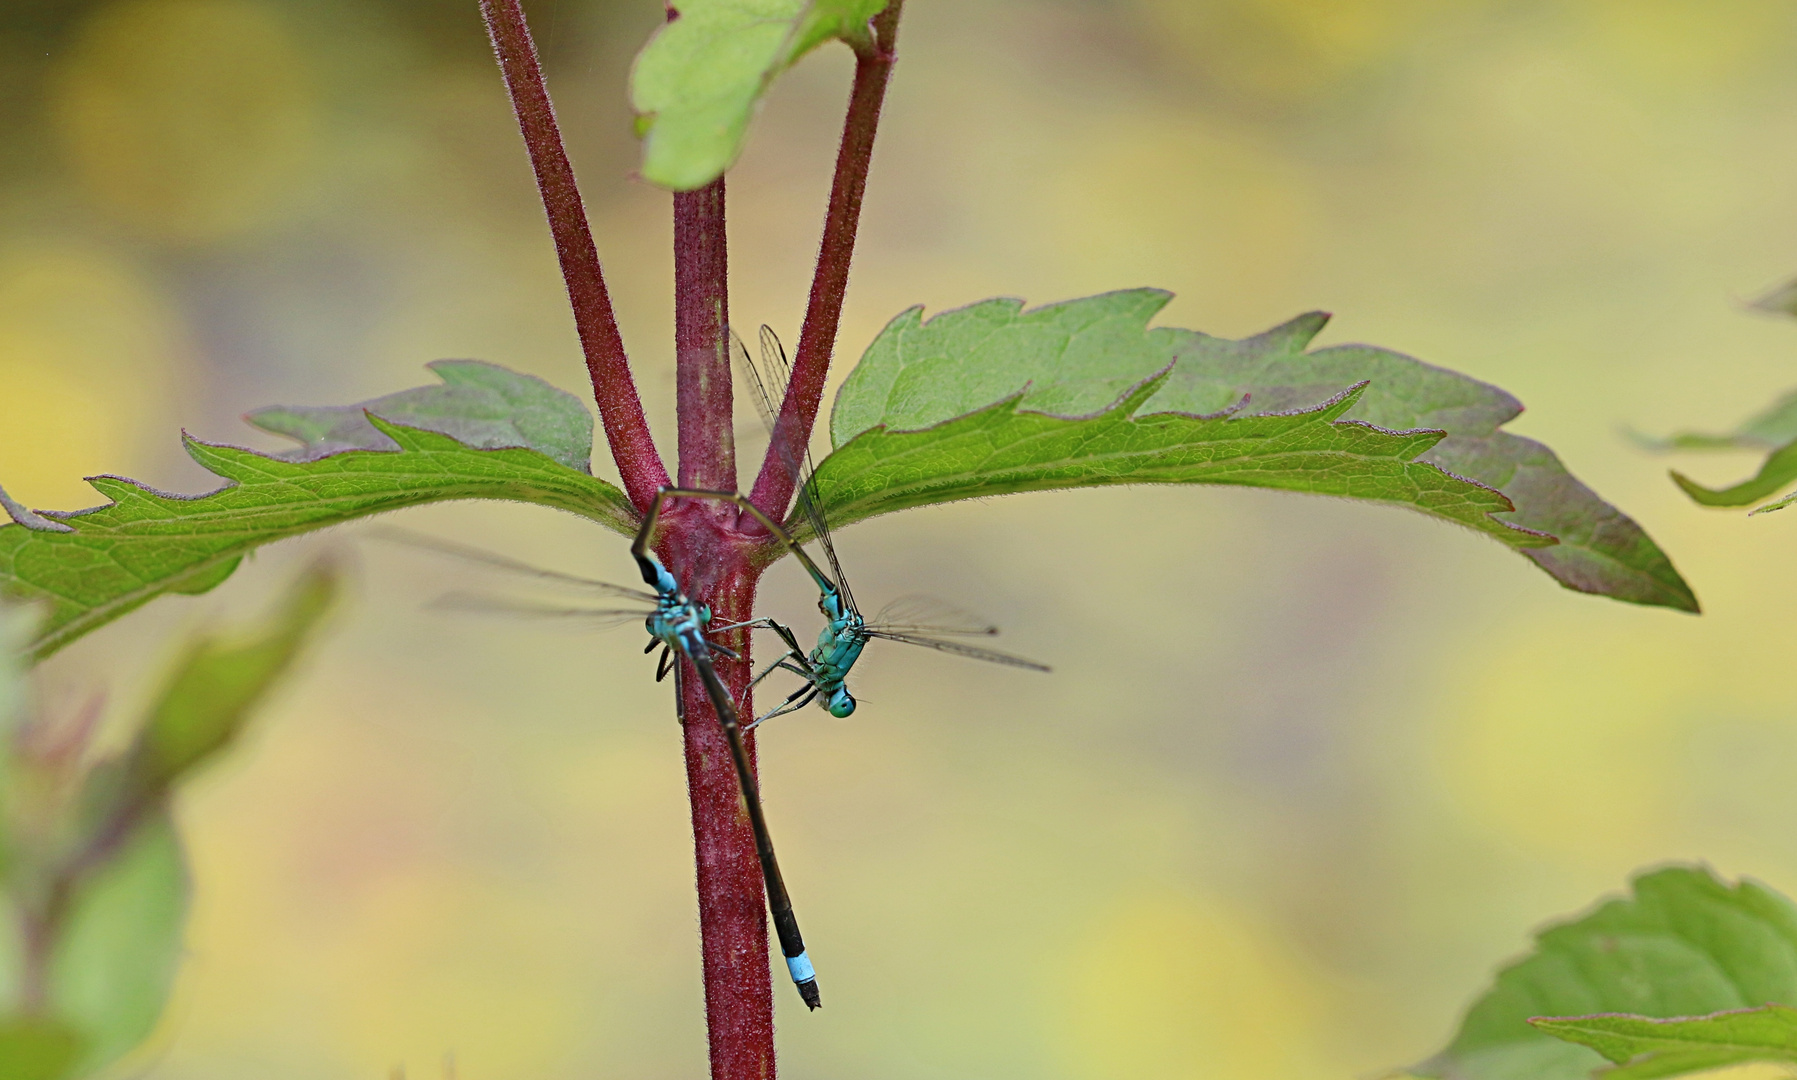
top-left (826, 686), bottom-right (856, 718)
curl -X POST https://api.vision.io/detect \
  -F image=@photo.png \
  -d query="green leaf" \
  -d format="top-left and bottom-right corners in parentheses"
top-left (1670, 437), bottom-right (1797, 508)
top-left (121, 559), bottom-right (337, 795)
top-left (1410, 866), bottom-right (1797, 1080)
top-left (630, 0), bottom-right (889, 191)
top-left (48, 813), bottom-right (186, 1077)
top-left (1532, 1006), bottom-right (1797, 1080)
top-left (2, 366), bottom-right (634, 660)
top-left (1651, 272), bottom-right (1797, 511)
top-left (1634, 383), bottom-right (1797, 511)
top-left (1628, 388), bottom-right (1797, 452)
top-left (0, 1018), bottom-right (86, 1080)
top-left (18, 565), bottom-right (336, 1075)
top-left (246, 359), bottom-right (596, 474)
top-left (812, 374), bottom-right (1551, 549)
top-left (827, 291), bottom-right (1696, 611)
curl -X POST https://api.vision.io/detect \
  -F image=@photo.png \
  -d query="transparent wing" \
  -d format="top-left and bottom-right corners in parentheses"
top-left (733, 324), bottom-right (860, 617)
top-left (365, 524), bottom-right (655, 603)
top-left (429, 592), bottom-right (651, 631)
top-left (868, 594), bottom-right (1001, 636)
top-left (732, 326), bottom-right (782, 435)
top-left (861, 630), bottom-right (1051, 672)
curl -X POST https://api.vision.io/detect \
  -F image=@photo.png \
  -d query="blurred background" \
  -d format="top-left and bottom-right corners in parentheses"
top-left (6, 0), bottom-right (1797, 1076)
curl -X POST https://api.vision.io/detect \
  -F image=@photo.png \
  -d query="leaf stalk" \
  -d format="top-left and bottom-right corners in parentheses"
top-left (479, 0), bottom-right (669, 509)
top-left (748, 0), bottom-right (905, 521)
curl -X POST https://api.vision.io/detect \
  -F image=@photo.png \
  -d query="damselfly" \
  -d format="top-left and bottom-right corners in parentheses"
top-left (733, 326), bottom-right (1050, 728)
top-left (369, 486), bottom-right (825, 1009)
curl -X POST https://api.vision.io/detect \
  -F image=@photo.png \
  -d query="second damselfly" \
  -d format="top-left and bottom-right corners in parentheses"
top-left (733, 326), bottom-right (1050, 727)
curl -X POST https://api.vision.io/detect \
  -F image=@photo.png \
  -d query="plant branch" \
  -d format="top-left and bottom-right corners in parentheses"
top-left (748, 0), bottom-right (905, 520)
top-left (480, 0), bottom-right (669, 509)
top-left (675, 179), bottom-right (736, 492)
top-left (675, 570), bottom-right (776, 1080)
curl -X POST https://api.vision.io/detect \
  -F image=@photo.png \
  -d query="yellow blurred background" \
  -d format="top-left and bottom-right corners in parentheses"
top-left (8, 0), bottom-right (1797, 1076)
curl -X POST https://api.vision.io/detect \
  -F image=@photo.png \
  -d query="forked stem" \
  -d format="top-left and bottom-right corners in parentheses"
top-left (484, 1), bottom-right (908, 1075)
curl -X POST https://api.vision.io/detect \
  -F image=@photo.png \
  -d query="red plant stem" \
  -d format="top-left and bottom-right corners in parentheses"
top-left (675, 179), bottom-right (737, 492)
top-left (748, 1), bottom-right (905, 520)
top-left (480, 0), bottom-right (669, 509)
top-left (672, 564), bottom-right (775, 1080)
top-left (671, 169), bottom-right (774, 1080)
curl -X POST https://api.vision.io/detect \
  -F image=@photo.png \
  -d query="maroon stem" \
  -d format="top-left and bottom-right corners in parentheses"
top-left (671, 562), bottom-right (774, 1080)
top-left (480, 0), bottom-right (670, 509)
top-left (748, 1), bottom-right (905, 520)
top-left (671, 152), bottom-right (780, 1079)
top-left (675, 179), bottom-right (737, 492)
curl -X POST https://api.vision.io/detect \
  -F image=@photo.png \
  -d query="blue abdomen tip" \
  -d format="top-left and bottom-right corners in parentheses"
top-left (786, 951), bottom-right (816, 983)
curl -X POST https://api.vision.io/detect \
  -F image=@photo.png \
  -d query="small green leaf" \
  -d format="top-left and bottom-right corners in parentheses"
top-left (48, 813), bottom-right (186, 1077)
top-left (630, 0), bottom-right (889, 191)
top-left (2, 366), bottom-right (634, 661)
top-left (1670, 437), bottom-right (1797, 508)
top-left (1533, 1006), bottom-right (1797, 1080)
top-left (828, 291), bottom-right (1696, 611)
top-left (1409, 866), bottom-right (1797, 1080)
top-left (0, 1018), bottom-right (86, 1080)
top-left (247, 359), bottom-right (596, 474)
top-left (122, 560), bottom-right (337, 795)
top-left (811, 374), bottom-right (1550, 549)
top-left (1636, 384), bottom-right (1797, 511)
top-left (1628, 388), bottom-right (1797, 452)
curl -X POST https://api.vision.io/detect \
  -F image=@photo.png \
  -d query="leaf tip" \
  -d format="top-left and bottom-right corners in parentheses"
top-left (1668, 469), bottom-right (1737, 507)
top-left (0, 482), bottom-right (75, 534)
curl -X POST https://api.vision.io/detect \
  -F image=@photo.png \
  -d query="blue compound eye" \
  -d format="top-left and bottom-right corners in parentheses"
top-left (827, 688), bottom-right (856, 718)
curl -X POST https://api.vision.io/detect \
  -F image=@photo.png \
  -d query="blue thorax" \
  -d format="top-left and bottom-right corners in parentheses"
top-left (809, 587), bottom-right (867, 717)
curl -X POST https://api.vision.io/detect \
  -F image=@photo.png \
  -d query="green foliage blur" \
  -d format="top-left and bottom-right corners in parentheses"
top-left (6, 1), bottom-right (1797, 1079)
top-left (0, 563), bottom-right (336, 1078)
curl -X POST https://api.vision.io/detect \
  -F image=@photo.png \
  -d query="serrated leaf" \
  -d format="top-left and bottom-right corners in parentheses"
top-left (2, 406), bottom-right (633, 661)
top-left (828, 290), bottom-right (1696, 611)
top-left (0, 1018), bottom-right (86, 1080)
top-left (630, 0), bottom-right (889, 191)
top-left (121, 559), bottom-right (336, 797)
top-left (811, 373), bottom-right (1550, 549)
top-left (48, 813), bottom-right (185, 1077)
top-left (246, 359), bottom-right (596, 473)
top-left (1532, 1006), bottom-right (1797, 1080)
top-left (1410, 866), bottom-right (1797, 1080)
